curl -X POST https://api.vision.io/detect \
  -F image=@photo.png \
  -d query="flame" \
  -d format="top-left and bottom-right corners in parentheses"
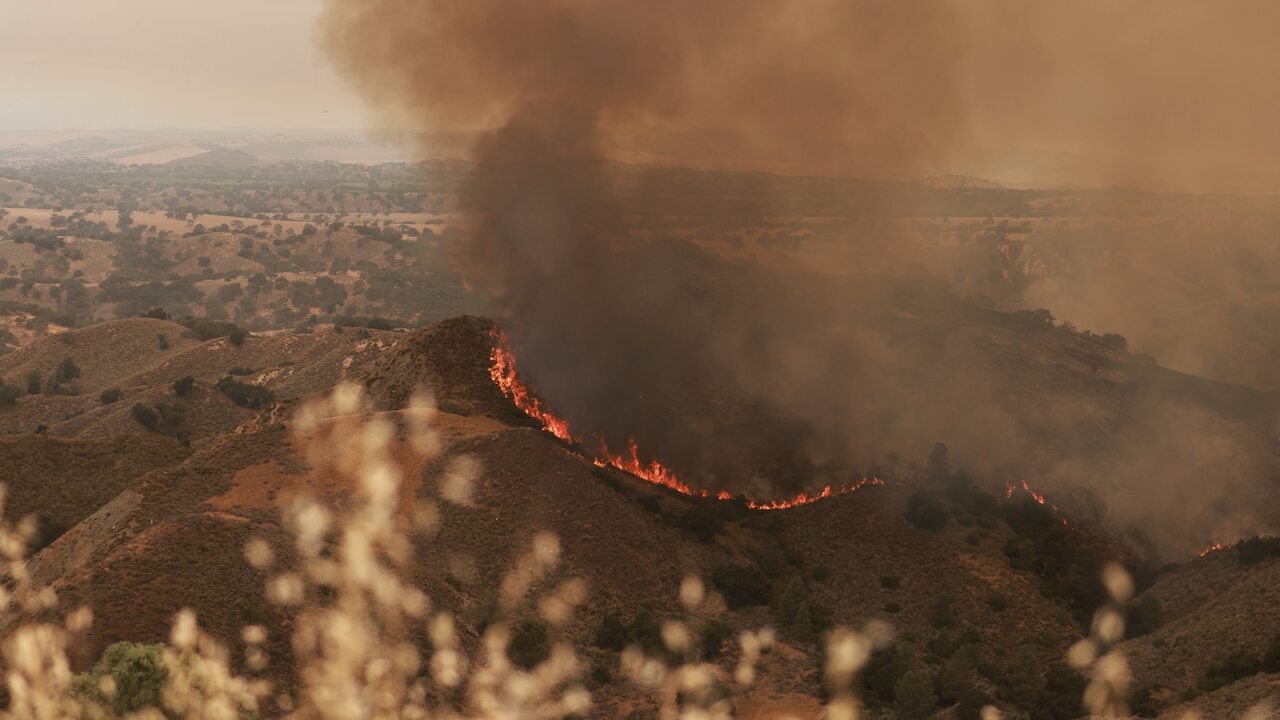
top-left (1199, 541), bottom-right (1236, 558)
top-left (489, 329), bottom-right (882, 510)
top-left (1005, 479), bottom-right (1069, 526)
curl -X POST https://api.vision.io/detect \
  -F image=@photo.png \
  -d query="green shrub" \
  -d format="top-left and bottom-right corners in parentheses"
top-left (173, 375), bottom-right (195, 397)
top-left (99, 388), bottom-right (123, 405)
top-left (893, 668), bottom-right (938, 719)
top-left (74, 642), bottom-right (168, 716)
top-left (860, 646), bottom-right (910, 705)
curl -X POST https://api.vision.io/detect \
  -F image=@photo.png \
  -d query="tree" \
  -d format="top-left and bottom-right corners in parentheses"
top-left (0, 379), bottom-right (19, 406)
top-left (216, 376), bottom-right (275, 409)
top-left (99, 388), bottom-right (122, 405)
top-left (173, 376), bottom-right (195, 397)
top-left (929, 441), bottom-right (950, 479)
top-left (1127, 595), bottom-right (1162, 637)
top-left (939, 644), bottom-right (980, 704)
top-left (1005, 644), bottom-right (1046, 710)
top-left (25, 371), bottom-right (41, 395)
top-left (130, 403), bottom-right (159, 431)
top-left (893, 668), bottom-right (938, 719)
top-left (54, 357), bottom-right (81, 384)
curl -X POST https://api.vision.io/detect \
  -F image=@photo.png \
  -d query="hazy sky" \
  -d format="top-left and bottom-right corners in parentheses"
top-left (0, 0), bottom-right (368, 129)
top-left (6, 1), bottom-right (1280, 192)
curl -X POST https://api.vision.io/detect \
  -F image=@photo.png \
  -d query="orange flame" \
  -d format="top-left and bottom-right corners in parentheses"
top-left (1005, 479), bottom-right (1069, 525)
top-left (1199, 541), bottom-right (1236, 558)
top-left (489, 329), bottom-right (882, 510)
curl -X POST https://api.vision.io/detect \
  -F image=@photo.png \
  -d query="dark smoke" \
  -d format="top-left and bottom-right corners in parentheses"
top-left (323, 1), bottom-right (1280, 558)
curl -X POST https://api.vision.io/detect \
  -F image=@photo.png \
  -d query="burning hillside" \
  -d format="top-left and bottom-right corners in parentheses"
top-left (489, 329), bottom-right (883, 510)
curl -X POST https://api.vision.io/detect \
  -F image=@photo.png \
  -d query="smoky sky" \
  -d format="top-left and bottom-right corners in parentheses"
top-left (322, 1), bottom-right (1280, 558)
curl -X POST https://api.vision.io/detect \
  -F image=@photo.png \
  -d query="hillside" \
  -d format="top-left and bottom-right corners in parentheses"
top-left (0, 315), bottom-right (1271, 716)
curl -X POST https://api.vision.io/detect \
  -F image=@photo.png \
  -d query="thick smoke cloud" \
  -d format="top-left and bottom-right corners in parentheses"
top-left (323, 1), bottom-right (1280, 558)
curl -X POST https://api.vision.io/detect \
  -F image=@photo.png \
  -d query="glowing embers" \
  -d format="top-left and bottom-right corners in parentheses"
top-left (489, 329), bottom-right (882, 510)
top-left (1005, 479), bottom-right (1069, 526)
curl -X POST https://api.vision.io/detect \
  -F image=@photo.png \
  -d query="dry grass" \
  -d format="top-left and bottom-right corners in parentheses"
top-left (0, 384), bottom-right (1271, 719)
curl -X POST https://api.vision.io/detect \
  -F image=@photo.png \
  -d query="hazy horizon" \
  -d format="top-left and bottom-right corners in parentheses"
top-left (0, 0), bottom-right (368, 131)
top-left (8, 2), bottom-right (1280, 193)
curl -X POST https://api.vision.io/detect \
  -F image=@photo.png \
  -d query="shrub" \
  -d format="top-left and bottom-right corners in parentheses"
top-left (0, 380), bottom-right (19, 406)
top-left (930, 594), bottom-right (955, 629)
top-left (904, 492), bottom-right (948, 531)
top-left (130, 403), bottom-right (159, 431)
top-left (883, 602), bottom-right (901, 614)
top-left (861, 646), bottom-right (910, 705)
top-left (1262, 633), bottom-right (1280, 673)
top-left (99, 388), bottom-right (123, 405)
top-left (54, 356), bottom-right (81, 384)
top-left (173, 375), bottom-right (195, 397)
top-left (986, 592), bottom-right (1009, 612)
top-left (893, 668), bottom-right (938, 719)
top-left (228, 366), bottom-right (257, 376)
top-left (177, 316), bottom-right (246, 342)
top-left (1236, 536), bottom-right (1280, 566)
top-left (1199, 650), bottom-right (1260, 692)
top-left (74, 642), bottom-right (168, 716)
top-left (229, 328), bottom-right (248, 346)
top-left (880, 574), bottom-right (901, 590)
top-left (216, 376), bottom-right (275, 409)
top-left (1005, 644), bottom-right (1046, 709)
top-left (157, 333), bottom-right (170, 350)
top-left (700, 620), bottom-right (731, 660)
top-left (709, 564), bottom-right (770, 609)
top-left (507, 620), bottom-right (551, 671)
top-left (593, 614), bottom-right (628, 651)
top-left (1126, 595), bottom-right (1162, 637)
top-left (679, 505), bottom-right (722, 543)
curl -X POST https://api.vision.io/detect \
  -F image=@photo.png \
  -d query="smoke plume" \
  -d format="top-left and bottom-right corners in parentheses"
top-left (323, 1), bottom-right (1280, 558)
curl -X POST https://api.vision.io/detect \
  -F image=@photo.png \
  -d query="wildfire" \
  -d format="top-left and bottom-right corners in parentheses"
top-left (1199, 541), bottom-right (1236, 558)
top-left (1005, 479), bottom-right (1069, 525)
top-left (489, 330), bottom-right (883, 510)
